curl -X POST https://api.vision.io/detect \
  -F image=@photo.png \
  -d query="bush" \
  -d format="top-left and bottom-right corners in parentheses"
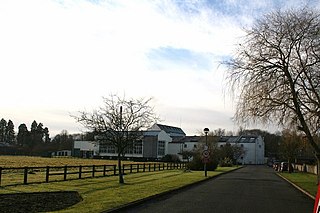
top-left (187, 154), bottom-right (218, 171)
top-left (161, 154), bottom-right (180, 162)
top-left (219, 157), bottom-right (233, 167)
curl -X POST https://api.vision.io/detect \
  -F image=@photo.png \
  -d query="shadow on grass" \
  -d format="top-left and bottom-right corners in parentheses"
top-left (0, 191), bottom-right (82, 212)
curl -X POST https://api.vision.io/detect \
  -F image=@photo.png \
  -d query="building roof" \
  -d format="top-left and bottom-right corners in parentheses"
top-left (171, 136), bottom-right (200, 143)
top-left (150, 124), bottom-right (186, 136)
top-left (218, 135), bottom-right (259, 143)
top-left (237, 136), bottom-right (258, 143)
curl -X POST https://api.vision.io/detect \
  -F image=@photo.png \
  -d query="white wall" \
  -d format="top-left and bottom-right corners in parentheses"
top-left (74, 141), bottom-right (100, 156)
top-left (157, 130), bottom-right (172, 157)
top-left (168, 143), bottom-right (183, 155)
top-left (218, 136), bottom-right (265, 165)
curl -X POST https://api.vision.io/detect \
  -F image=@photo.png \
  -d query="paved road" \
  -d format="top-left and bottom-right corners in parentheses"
top-left (121, 166), bottom-right (314, 213)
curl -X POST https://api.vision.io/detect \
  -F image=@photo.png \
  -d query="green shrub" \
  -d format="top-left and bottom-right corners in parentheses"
top-left (219, 157), bottom-right (233, 167)
top-left (161, 154), bottom-right (180, 162)
top-left (188, 154), bottom-right (218, 171)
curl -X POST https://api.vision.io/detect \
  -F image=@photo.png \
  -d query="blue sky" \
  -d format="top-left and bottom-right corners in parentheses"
top-left (0, 0), bottom-right (318, 136)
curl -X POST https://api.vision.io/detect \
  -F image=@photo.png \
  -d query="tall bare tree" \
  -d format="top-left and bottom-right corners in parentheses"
top-left (73, 94), bottom-right (158, 183)
top-left (280, 129), bottom-right (303, 172)
top-left (226, 8), bottom-right (320, 181)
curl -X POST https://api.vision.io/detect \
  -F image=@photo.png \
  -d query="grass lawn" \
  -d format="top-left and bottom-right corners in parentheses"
top-left (278, 172), bottom-right (318, 197)
top-left (0, 156), bottom-right (119, 168)
top-left (0, 166), bottom-right (239, 212)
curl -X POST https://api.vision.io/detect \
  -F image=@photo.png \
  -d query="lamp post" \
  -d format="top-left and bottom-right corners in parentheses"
top-left (203, 128), bottom-right (209, 177)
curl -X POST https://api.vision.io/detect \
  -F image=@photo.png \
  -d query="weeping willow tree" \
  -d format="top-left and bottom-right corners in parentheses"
top-left (73, 94), bottom-right (158, 183)
top-left (226, 8), bottom-right (320, 182)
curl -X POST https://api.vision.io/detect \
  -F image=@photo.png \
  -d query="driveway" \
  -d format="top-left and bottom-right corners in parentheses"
top-left (121, 166), bottom-right (314, 213)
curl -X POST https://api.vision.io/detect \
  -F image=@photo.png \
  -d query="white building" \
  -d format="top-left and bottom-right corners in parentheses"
top-left (168, 136), bottom-right (200, 161)
top-left (72, 124), bottom-right (265, 164)
top-left (73, 141), bottom-right (99, 158)
top-left (218, 135), bottom-right (265, 165)
top-left (95, 124), bottom-right (185, 160)
top-left (51, 150), bottom-right (72, 157)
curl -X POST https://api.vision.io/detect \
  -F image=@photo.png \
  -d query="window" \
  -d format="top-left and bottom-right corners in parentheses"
top-left (133, 140), bottom-right (143, 154)
top-left (194, 144), bottom-right (197, 148)
top-left (184, 144), bottom-right (187, 148)
top-left (158, 141), bottom-right (165, 156)
top-left (100, 144), bottom-right (115, 153)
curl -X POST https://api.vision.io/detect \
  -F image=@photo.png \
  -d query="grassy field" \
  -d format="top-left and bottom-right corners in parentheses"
top-left (278, 172), bottom-right (318, 197)
top-left (0, 166), bottom-right (239, 212)
top-left (0, 156), bottom-right (119, 168)
top-left (0, 156), bottom-right (184, 186)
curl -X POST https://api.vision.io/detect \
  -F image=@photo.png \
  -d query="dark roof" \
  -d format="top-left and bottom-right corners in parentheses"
top-left (155, 124), bottom-right (186, 136)
top-left (218, 136), bottom-right (239, 143)
top-left (171, 136), bottom-right (200, 143)
top-left (218, 135), bottom-right (259, 143)
top-left (237, 136), bottom-right (258, 143)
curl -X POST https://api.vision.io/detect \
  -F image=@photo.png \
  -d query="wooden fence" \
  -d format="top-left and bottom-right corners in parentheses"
top-left (292, 163), bottom-right (318, 175)
top-left (0, 162), bottom-right (185, 186)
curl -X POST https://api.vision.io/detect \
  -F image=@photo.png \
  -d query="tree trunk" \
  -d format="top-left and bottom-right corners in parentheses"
top-left (118, 153), bottom-right (124, 184)
top-left (316, 153), bottom-right (320, 185)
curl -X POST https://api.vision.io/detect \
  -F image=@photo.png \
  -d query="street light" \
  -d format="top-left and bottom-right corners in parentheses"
top-left (203, 128), bottom-right (209, 177)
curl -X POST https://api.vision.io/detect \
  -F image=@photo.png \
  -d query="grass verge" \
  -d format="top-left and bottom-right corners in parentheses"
top-left (278, 172), bottom-right (318, 198)
top-left (0, 167), bottom-right (239, 212)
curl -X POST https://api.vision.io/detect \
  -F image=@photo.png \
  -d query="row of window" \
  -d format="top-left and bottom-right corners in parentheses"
top-left (183, 144), bottom-right (197, 148)
top-left (100, 141), bottom-right (143, 155)
top-left (99, 140), bottom-right (166, 156)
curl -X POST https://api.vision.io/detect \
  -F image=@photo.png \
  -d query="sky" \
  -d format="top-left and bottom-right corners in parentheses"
top-left (0, 0), bottom-right (319, 137)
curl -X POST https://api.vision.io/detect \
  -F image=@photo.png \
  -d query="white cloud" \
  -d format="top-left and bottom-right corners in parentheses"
top-left (1, 0), bottom-right (312, 136)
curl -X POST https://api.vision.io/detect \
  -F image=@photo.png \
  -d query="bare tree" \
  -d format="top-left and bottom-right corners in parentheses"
top-left (226, 8), bottom-right (320, 181)
top-left (280, 129), bottom-right (303, 172)
top-left (73, 94), bottom-right (158, 183)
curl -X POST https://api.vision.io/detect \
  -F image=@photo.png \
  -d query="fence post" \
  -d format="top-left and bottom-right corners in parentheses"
top-left (154, 163), bottom-right (156, 171)
top-left (148, 163), bottom-right (151, 172)
top-left (143, 163), bottom-right (146, 172)
top-left (46, 166), bottom-right (50, 183)
top-left (103, 165), bottom-right (106, 176)
top-left (158, 164), bottom-right (160, 171)
top-left (79, 165), bottom-right (82, 179)
top-left (24, 167), bottom-right (28, 184)
top-left (162, 163), bottom-right (165, 170)
top-left (92, 165), bottom-right (95, 177)
top-left (137, 164), bottom-right (139, 173)
top-left (130, 164), bottom-right (133, 173)
top-left (167, 163), bottom-right (169, 170)
top-left (64, 165), bottom-right (67, 181)
top-left (0, 167), bottom-right (2, 186)
top-left (114, 165), bottom-right (116, 175)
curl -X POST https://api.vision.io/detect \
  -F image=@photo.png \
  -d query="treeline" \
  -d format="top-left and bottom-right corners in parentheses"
top-left (0, 118), bottom-right (82, 156)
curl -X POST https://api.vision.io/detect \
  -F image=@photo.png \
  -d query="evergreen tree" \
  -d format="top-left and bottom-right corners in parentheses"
top-left (43, 127), bottom-right (50, 143)
top-left (17, 124), bottom-right (30, 146)
top-left (0, 118), bottom-right (7, 142)
top-left (6, 120), bottom-right (15, 144)
top-left (36, 123), bottom-right (44, 143)
top-left (30, 120), bottom-right (40, 146)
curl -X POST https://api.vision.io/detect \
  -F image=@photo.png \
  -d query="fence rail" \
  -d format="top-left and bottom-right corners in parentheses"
top-left (0, 162), bottom-right (185, 186)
